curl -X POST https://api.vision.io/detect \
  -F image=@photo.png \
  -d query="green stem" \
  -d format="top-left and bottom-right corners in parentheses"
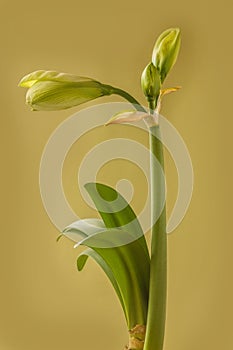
top-left (144, 125), bottom-right (167, 350)
top-left (103, 85), bottom-right (147, 113)
top-left (106, 86), bottom-right (167, 350)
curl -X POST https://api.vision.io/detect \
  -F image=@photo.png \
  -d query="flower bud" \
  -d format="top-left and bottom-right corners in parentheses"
top-left (141, 62), bottom-right (161, 110)
top-left (18, 70), bottom-right (112, 111)
top-left (152, 28), bottom-right (181, 83)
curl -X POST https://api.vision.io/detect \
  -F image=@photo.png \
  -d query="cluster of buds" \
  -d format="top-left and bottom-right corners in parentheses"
top-left (19, 28), bottom-right (181, 115)
top-left (141, 27), bottom-right (181, 111)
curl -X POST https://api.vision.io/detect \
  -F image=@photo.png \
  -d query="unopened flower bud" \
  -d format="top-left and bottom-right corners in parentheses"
top-left (152, 28), bottom-right (181, 83)
top-left (141, 62), bottom-right (161, 110)
top-left (19, 70), bottom-right (112, 111)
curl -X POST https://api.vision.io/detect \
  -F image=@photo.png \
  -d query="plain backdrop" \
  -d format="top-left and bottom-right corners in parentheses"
top-left (1, 0), bottom-right (232, 349)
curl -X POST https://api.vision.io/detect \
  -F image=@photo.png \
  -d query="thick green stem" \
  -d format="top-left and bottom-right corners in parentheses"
top-left (144, 125), bottom-right (167, 350)
top-left (107, 86), bottom-right (167, 350)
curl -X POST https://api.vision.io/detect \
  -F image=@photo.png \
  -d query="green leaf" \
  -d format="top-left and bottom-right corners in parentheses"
top-left (62, 218), bottom-right (106, 242)
top-left (84, 182), bottom-right (149, 256)
top-left (62, 218), bottom-right (128, 318)
top-left (77, 248), bottom-right (126, 318)
top-left (63, 183), bottom-right (150, 328)
top-left (81, 183), bottom-right (150, 328)
top-left (64, 218), bottom-right (128, 318)
top-left (74, 228), bottom-right (150, 328)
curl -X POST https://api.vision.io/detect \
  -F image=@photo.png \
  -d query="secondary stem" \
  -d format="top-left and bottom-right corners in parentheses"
top-left (104, 85), bottom-right (147, 113)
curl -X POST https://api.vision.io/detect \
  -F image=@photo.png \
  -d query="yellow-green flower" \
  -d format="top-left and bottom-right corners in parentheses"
top-left (152, 28), bottom-right (181, 83)
top-left (19, 70), bottom-right (112, 111)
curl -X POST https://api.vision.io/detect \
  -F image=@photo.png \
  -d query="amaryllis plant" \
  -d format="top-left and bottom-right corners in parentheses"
top-left (19, 28), bottom-right (181, 350)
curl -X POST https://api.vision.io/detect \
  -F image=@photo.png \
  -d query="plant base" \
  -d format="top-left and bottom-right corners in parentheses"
top-left (124, 324), bottom-right (146, 350)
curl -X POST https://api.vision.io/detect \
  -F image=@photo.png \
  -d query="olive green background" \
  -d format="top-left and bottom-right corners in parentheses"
top-left (1, 0), bottom-right (232, 349)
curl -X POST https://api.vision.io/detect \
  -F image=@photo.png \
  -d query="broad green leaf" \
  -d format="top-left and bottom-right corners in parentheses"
top-left (63, 218), bottom-right (150, 327)
top-left (74, 228), bottom-right (150, 328)
top-left (78, 183), bottom-right (150, 328)
top-left (61, 218), bottom-right (131, 322)
top-left (77, 248), bottom-right (126, 317)
top-left (62, 218), bottom-right (106, 242)
top-left (84, 182), bottom-right (149, 256)
top-left (62, 218), bottom-right (125, 310)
